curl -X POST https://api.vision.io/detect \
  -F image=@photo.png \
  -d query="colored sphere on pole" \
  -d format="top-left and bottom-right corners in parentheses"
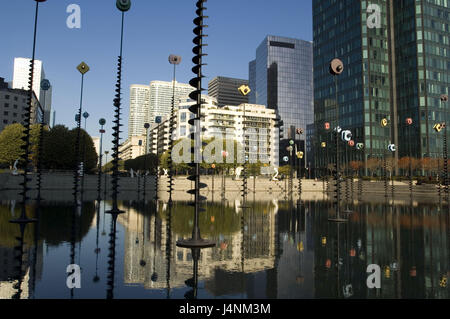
top-left (169, 55), bottom-right (182, 65)
top-left (116, 0), bottom-right (131, 12)
top-left (40, 79), bottom-right (51, 91)
top-left (406, 118), bottom-right (413, 125)
top-left (99, 118), bottom-right (106, 126)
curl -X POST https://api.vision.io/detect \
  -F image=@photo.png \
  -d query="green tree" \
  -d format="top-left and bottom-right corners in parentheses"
top-left (124, 153), bottom-right (158, 173)
top-left (0, 123), bottom-right (26, 168)
top-left (41, 125), bottom-right (73, 170)
top-left (71, 128), bottom-right (98, 173)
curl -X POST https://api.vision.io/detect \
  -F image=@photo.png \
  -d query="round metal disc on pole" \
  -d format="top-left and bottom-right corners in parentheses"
top-left (116, 0), bottom-right (131, 12)
top-left (169, 55), bottom-right (182, 65)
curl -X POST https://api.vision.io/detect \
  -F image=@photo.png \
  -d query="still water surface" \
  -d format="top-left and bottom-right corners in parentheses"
top-left (0, 199), bottom-right (448, 299)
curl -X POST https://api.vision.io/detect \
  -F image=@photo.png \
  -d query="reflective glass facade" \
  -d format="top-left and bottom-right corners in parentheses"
top-left (313, 0), bottom-right (449, 170)
top-left (395, 0), bottom-right (450, 158)
top-left (248, 36), bottom-right (314, 142)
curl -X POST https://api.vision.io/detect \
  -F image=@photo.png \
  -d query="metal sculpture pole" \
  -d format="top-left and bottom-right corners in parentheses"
top-left (11, 0), bottom-right (46, 226)
top-left (328, 58), bottom-right (346, 223)
top-left (104, 150), bottom-right (109, 198)
top-left (73, 62), bottom-right (89, 207)
top-left (81, 111), bottom-right (90, 197)
top-left (168, 55), bottom-right (181, 205)
top-left (107, 0), bottom-right (131, 216)
top-left (440, 95), bottom-right (449, 203)
top-left (36, 78), bottom-right (50, 203)
top-left (97, 119), bottom-right (106, 201)
top-left (239, 85), bottom-right (251, 207)
top-left (177, 0), bottom-right (214, 249)
top-left (143, 123), bottom-right (150, 200)
top-left (295, 128), bottom-right (304, 203)
top-left (106, 212), bottom-right (119, 299)
top-left (405, 118), bottom-right (414, 196)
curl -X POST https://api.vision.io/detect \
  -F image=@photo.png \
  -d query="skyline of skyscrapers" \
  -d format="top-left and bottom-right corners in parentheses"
top-left (313, 0), bottom-right (449, 170)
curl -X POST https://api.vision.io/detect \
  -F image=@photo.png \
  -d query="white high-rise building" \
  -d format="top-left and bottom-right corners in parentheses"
top-left (128, 84), bottom-right (150, 137)
top-left (148, 80), bottom-right (194, 125)
top-left (150, 95), bottom-right (280, 167)
top-left (12, 57), bottom-right (52, 124)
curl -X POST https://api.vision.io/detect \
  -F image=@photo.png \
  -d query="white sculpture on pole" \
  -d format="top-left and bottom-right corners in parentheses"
top-left (271, 167), bottom-right (279, 181)
top-left (12, 159), bottom-right (19, 176)
top-left (235, 166), bottom-right (243, 180)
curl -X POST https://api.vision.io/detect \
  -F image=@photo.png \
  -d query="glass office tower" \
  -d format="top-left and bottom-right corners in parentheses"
top-left (313, 0), bottom-right (449, 171)
top-left (249, 36), bottom-right (314, 150)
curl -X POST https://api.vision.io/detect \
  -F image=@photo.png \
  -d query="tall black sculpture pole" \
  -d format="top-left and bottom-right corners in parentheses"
top-left (329, 58), bottom-right (346, 223)
top-left (11, 0), bottom-right (46, 225)
top-left (405, 117), bottom-right (414, 195)
top-left (177, 0), bottom-right (215, 249)
top-left (81, 111), bottom-right (90, 196)
top-left (97, 119), bottom-right (106, 201)
top-left (107, 0), bottom-right (131, 216)
top-left (381, 118), bottom-right (389, 199)
top-left (440, 95), bottom-right (449, 203)
top-left (104, 150), bottom-right (109, 198)
top-left (73, 62), bottom-right (89, 207)
top-left (143, 123), bottom-right (150, 200)
top-left (168, 55), bottom-right (182, 205)
top-left (295, 128), bottom-right (304, 202)
top-left (36, 78), bottom-right (50, 203)
top-left (239, 85), bottom-right (252, 207)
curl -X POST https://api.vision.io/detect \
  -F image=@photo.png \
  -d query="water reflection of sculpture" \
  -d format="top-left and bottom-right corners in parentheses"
top-left (117, 201), bottom-right (277, 293)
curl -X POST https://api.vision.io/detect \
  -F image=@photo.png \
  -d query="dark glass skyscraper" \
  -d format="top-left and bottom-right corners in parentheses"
top-left (313, 0), bottom-right (449, 171)
top-left (208, 76), bottom-right (249, 107)
top-left (249, 35), bottom-right (314, 143)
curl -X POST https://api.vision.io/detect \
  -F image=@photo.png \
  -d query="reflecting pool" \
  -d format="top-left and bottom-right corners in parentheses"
top-left (0, 199), bottom-right (448, 299)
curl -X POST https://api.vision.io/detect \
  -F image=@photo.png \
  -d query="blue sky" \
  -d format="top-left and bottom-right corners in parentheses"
top-left (0, 0), bottom-right (313, 153)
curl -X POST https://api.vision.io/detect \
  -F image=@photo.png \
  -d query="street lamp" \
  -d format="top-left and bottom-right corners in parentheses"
top-left (97, 119), bottom-right (106, 201)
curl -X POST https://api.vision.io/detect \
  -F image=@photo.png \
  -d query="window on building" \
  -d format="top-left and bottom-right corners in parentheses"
top-left (180, 126), bottom-right (186, 136)
top-left (4, 111), bottom-right (8, 116)
top-left (13, 105), bottom-right (17, 109)
top-left (3, 120), bottom-right (7, 124)
top-left (14, 96), bottom-right (18, 101)
top-left (5, 95), bottom-right (10, 100)
top-left (13, 113), bottom-right (17, 117)
top-left (4, 103), bottom-right (9, 108)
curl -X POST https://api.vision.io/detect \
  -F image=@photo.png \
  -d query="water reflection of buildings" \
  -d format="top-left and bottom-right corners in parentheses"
top-left (117, 201), bottom-right (277, 294)
top-left (314, 203), bottom-right (449, 299)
